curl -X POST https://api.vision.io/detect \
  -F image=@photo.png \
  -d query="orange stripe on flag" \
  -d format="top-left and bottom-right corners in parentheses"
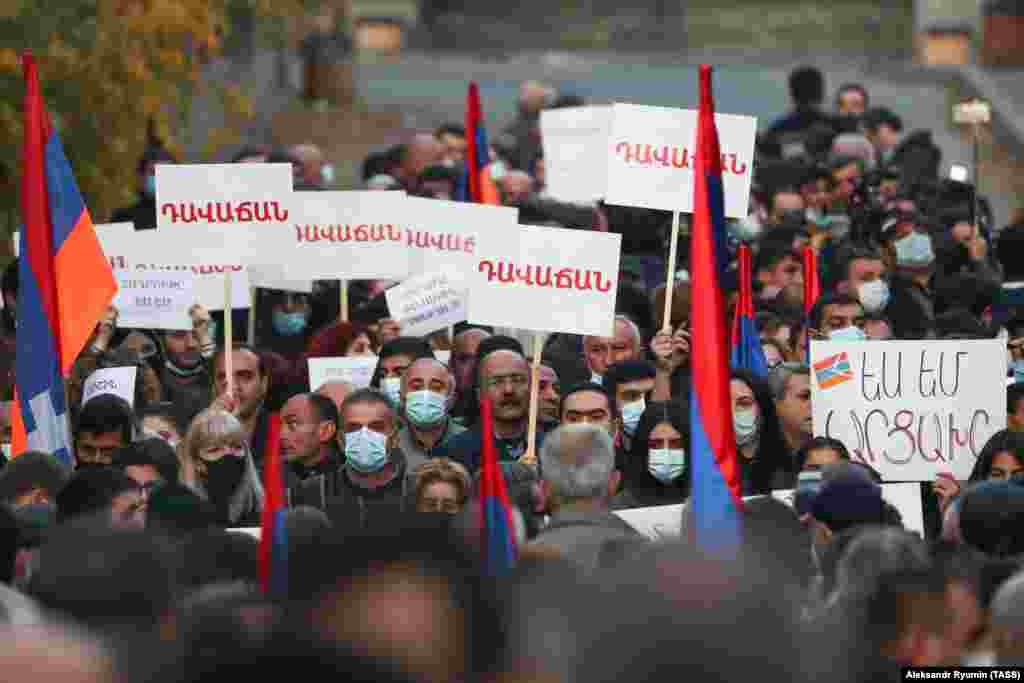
top-left (53, 212), bottom-right (118, 377)
top-left (10, 388), bottom-right (27, 459)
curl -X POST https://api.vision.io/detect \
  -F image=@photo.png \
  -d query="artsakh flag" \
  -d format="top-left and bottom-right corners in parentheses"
top-left (458, 82), bottom-right (501, 205)
top-left (730, 243), bottom-right (770, 378)
top-left (259, 413), bottom-right (288, 595)
top-left (11, 53), bottom-right (118, 464)
top-left (478, 397), bottom-right (517, 575)
top-left (688, 64), bottom-right (743, 552)
top-left (803, 245), bottom-right (820, 315)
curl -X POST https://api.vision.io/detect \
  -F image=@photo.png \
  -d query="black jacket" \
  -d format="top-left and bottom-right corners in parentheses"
top-left (886, 130), bottom-right (941, 188)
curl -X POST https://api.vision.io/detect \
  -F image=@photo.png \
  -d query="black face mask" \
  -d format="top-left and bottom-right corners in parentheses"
top-left (203, 455), bottom-right (246, 503)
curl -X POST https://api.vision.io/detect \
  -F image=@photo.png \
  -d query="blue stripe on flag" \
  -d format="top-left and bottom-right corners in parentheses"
top-left (689, 393), bottom-right (742, 553)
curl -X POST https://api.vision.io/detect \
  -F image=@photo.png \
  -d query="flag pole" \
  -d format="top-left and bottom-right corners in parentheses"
top-left (224, 271), bottom-right (233, 397)
top-left (521, 331), bottom-right (544, 466)
top-left (339, 279), bottom-right (348, 322)
top-left (248, 286), bottom-right (257, 346)
top-left (662, 210), bottom-right (681, 332)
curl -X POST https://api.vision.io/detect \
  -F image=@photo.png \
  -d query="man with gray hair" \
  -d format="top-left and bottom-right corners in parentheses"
top-left (398, 357), bottom-right (466, 469)
top-left (533, 424), bottom-right (641, 572)
top-left (582, 315), bottom-right (643, 385)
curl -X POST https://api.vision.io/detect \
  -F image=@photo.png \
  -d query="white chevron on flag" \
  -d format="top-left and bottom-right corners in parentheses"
top-left (26, 391), bottom-right (70, 456)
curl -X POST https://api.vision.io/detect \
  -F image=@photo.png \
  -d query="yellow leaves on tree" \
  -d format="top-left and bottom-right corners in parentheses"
top-left (0, 0), bottom-right (306, 222)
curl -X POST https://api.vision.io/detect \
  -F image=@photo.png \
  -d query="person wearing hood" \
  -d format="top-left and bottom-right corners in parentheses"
top-left (180, 409), bottom-right (263, 526)
top-left (617, 400), bottom-right (690, 508)
top-left (397, 358), bottom-right (466, 470)
top-left (862, 107), bottom-right (941, 188)
top-left (880, 213), bottom-right (939, 339)
top-left (255, 290), bottom-right (317, 364)
top-left (331, 388), bottom-right (411, 531)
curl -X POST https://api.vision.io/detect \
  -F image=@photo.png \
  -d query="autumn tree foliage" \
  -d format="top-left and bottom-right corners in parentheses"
top-left (0, 0), bottom-right (306, 222)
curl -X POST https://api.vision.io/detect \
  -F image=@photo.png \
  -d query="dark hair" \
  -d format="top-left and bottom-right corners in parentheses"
top-left (113, 438), bottom-right (180, 484)
top-left (1, 259), bottom-right (17, 297)
top-left (795, 436), bottom-right (851, 471)
top-left (339, 387), bottom-right (395, 423)
top-left (862, 107), bottom-right (903, 134)
top-left (306, 392), bottom-right (339, 429)
top-left (959, 481), bottom-right (1024, 557)
top-left (753, 242), bottom-right (799, 278)
top-left (831, 244), bottom-right (883, 289)
top-left (603, 360), bottom-right (656, 400)
top-left (137, 145), bottom-right (177, 174)
top-left (808, 292), bottom-right (864, 331)
top-left (179, 528), bottom-right (259, 589)
top-left (146, 482), bottom-right (217, 537)
top-left (623, 400), bottom-right (690, 504)
top-left (997, 223), bottom-right (1024, 281)
top-left (371, 337), bottom-right (435, 388)
top-left (230, 145), bottom-right (270, 163)
top-left (615, 282), bottom-right (655, 342)
top-left (0, 450), bottom-right (71, 503)
top-left (0, 503), bottom-right (17, 583)
top-left (559, 382), bottom-right (618, 423)
top-left (213, 343), bottom-right (268, 380)
top-left (731, 369), bottom-right (794, 492)
top-left (74, 394), bottom-right (135, 445)
top-left (968, 429), bottom-right (1024, 483)
top-left (453, 322), bottom-right (494, 337)
top-left (835, 83), bottom-right (869, 109)
top-left (55, 467), bottom-right (141, 524)
top-left (435, 123), bottom-right (466, 139)
top-left (1009, 383), bottom-right (1024, 416)
top-left (789, 66), bottom-right (825, 106)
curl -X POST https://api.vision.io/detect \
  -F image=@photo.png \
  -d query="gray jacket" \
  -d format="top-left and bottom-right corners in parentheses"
top-left (534, 509), bottom-right (643, 573)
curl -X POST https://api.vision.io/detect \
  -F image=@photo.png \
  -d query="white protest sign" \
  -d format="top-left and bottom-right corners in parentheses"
top-left (156, 163), bottom-right (293, 230)
top-left (540, 105), bottom-right (611, 203)
top-left (82, 366), bottom-right (137, 407)
top-left (810, 340), bottom-right (1006, 481)
top-left (402, 197), bottom-right (518, 278)
top-left (385, 270), bottom-right (466, 338)
top-left (604, 103), bottom-right (757, 218)
top-left (229, 527), bottom-right (261, 540)
top-left (435, 350), bottom-right (451, 366)
top-left (768, 482), bottom-right (925, 537)
top-left (258, 191), bottom-right (410, 281)
top-left (308, 355), bottom-right (378, 391)
top-left (468, 224), bottom-right (621, 337)
top-left (246, 265), bottom-right (313, 294)
top-left (613, 504), bottom-right (683, 541)
top-left (113, 268), bottom-right (194, 330)
top-left (97, 223), bottom-right (250, 310)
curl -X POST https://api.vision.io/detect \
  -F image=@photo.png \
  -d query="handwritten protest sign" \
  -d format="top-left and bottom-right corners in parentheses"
top-left (113, 268), bottom-right (194, 330)
top-left (82, 367), bottom-right (137, 407)
top-left (769, 482), bottom-right (925, 536)
top-left (604, 103), bottom-right (757, 218)
top-left (403, 197), bottom-right (518, 277)
top-left (385, 270), bottom-right (466, 338)
top-left (156, 163), bottom-right (293, 230)
top-left (308, 356), bottom-right (378, 391)
top-left (468, 224), bottom-right (621, 337)
top-left (268, 191), bottom-right (410, 281)
top-left (540, 105), bottom-right (611, 203)
top-left (810, 340), bottom-right (1006, 481)
top-left (97, 225), bottom-right (250, 311)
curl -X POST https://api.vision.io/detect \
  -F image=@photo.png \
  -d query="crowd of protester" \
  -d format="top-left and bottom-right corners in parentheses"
top-left (0, 65), bottom-right (1023, 678)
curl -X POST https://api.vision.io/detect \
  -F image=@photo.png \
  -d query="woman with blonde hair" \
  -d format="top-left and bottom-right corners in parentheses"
top-left (412, 458), bottom-right (472, 514)
top-left (180, 409), bottom-right (263, 525)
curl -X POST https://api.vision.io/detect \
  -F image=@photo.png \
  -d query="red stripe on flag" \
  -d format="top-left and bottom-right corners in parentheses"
top-left (465, 82), bottom-right (483, 204)
top-left (803, 246), bottom-right (820, 315)
top-left (259, 412), bottom-right (284, 594)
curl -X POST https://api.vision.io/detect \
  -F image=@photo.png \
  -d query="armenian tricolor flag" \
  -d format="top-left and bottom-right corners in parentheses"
top-left (478, 397), bottom-right (517, 574)
top-left (458, 82), bottom-right (500, 205)
top-left (11, 53), bottom-right (118, 464)
top-left (731, 243), bottom-right (770, 378)
top-left (259, 413), bottom-right (288, 595)
top-left (688, 65), bottom-right (743, 552)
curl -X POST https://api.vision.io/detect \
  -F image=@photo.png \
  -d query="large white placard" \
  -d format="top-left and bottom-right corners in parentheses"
top-left (98, 225), bottom-right (250, 311)
top-left (810, 340), bottom-right (1006, 481)
top-left (540, 105), bottom-right (611, 203)
top-left (258, 191), bottom-right (410, 281)
top-left (604, 103), bottom-right (756, 218)
top-left (82, 366), bottom-right (137, 407)
top-left (467, 224), bottom-right (621, 337)
top-left (156, 163), bottom-right (293, 230)
top-left (402, 197), bottom-right (518, 278)
top-left (113, 268), bottom-right (194, 330)
top-left (385, 270), bottom-right (466, 338)
top-left (769, 483), bottom-right (925, 537)
top-left (308, 356), bottom-right (378, 391)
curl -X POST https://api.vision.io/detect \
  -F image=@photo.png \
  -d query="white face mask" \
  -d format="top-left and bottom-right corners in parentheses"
top-left (381, 377), bottom-right (402, 407)
top-left (857, 279), bottom-right (891, 314)
top-left (648, 448), bottom-right (686, 483)
top-left (733, 408), bottom-right (759, 446)
top-left (829, 325), bottom-right (867, 342)
top-left (621, 398), bottom-right (645, 437)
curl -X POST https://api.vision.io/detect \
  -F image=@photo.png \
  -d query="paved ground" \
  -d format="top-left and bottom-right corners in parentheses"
top-left (190, 46), bottom-right (1021, 227)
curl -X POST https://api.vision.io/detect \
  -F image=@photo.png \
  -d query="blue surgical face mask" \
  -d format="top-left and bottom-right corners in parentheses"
top-left (1012, 359), bottom-right (1024, 384)
top-left (648, 448), bottom-right (686, 484)
top-left (405, 390), bottom-right (447, 428)
top-left (272, 310), bottom-right (307, 337)
top-left (345, 427), bottom-right (389, 473)
top-left (621, 398), bottom-right (645, 437)
top-left (894, 231), bottom-right (935, 268)
top-left (830, 325), bottom-right (867, 342)
top-left (733, 408), bottom-right (759, 446)
top-left (143, 175), bottom-right (156, 197)
top-left (381, 377), bottom-right (402, 407)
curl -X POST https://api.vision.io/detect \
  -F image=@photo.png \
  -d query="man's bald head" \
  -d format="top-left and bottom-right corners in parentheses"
top-left (403, 134), bottom-right (444, 179)
top-left (479, 349), bottom-right (529, 381)
top-left (402, 357), bottom-right (454, 398)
